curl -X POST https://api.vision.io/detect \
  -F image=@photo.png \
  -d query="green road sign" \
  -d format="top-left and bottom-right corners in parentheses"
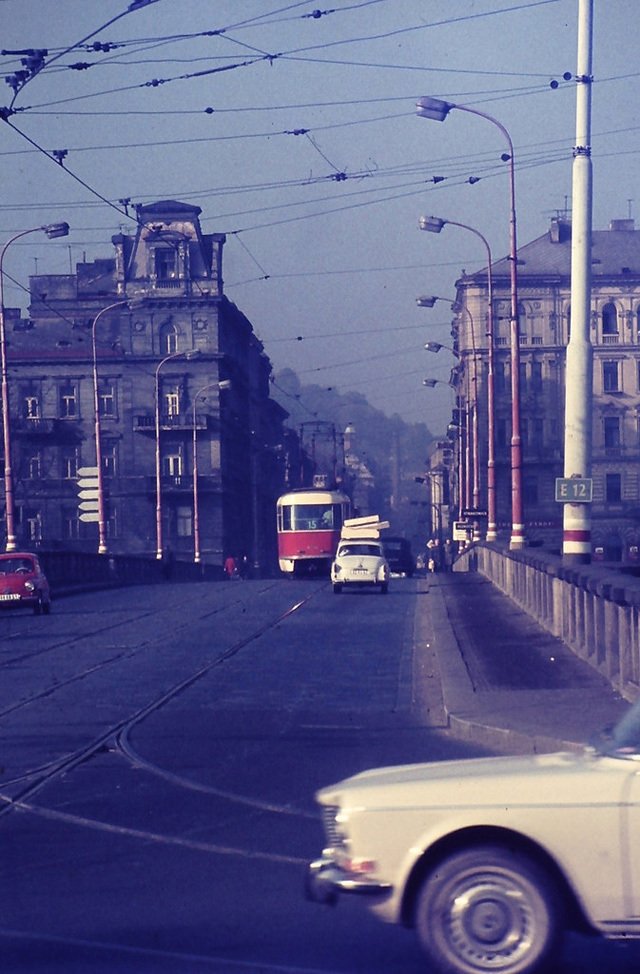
top-left (555, 477), bottom-right (593, 503)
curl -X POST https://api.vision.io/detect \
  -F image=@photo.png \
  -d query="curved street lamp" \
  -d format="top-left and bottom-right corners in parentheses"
top-left (423, 376), bottom-right (464, 522)
top-left (155, 348), bottom-right (200, 560)
top-left (420, 295), bottom-right (480, 525)
top-left (420, 215), bottom-right (497, 541)
top-left (0, 222), bottom-right (69, 551)
top-left (417, 96), bottom-right (524, 550)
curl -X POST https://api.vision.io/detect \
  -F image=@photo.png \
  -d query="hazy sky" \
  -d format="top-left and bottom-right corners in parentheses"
top-left (1, 0), bottom-right (637, 434)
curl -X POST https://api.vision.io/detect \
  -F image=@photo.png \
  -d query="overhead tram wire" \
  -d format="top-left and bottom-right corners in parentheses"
top-left (3, 0), bottom-right (563, 117)
top-left (0, 126), bottom-right (590, 216)
top-left (264, 320), bottom-right (455, 343)
top-left (20, 83), bottom-right (571, 117)
top-left (3, 0), bottom-right (163, 112)
top-left (3, 0), bottom-right (559, 95)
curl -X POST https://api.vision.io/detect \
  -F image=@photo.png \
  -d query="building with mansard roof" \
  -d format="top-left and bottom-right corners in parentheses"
top-left (1, 200), bottom-right (288, 572)
top-left (437, 216), bottom-right (640, 562)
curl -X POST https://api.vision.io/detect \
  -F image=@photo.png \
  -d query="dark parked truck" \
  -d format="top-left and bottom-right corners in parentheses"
top-left (382, 536), bottom-right (415, 577)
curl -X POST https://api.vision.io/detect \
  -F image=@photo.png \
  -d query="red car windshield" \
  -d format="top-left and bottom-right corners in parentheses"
top-left (0, 558), bottom-right (35, 574)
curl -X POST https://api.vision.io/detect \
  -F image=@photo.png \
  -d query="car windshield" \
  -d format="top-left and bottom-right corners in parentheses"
top-left (0, 558), bottom-right (34, 574)
top-left (340, 544), bottom-right (381, 557)
top-left (594, 697), bottom-right (640, 758)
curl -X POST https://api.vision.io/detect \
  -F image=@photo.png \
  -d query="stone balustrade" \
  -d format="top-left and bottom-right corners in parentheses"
top-left (454, 542), bottom-right (640, 703)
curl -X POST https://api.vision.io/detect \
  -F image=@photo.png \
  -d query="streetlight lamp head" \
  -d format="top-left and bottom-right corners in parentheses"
top-left (42, 222), bottom-right (70, 239)
top-left (419, 216), bottom-right (445, 234)
top-left (44, 222), bottom-right (70, 239)
top-left (423, 379), bottom-right (438, 387)
top-left (416, 295), bottom-right (437, 308)
top-left (183, 349), bottom-right (201, 361)
top-left (425, 342), bottom-right (443, 353)
top-left (416, 96), bottom-right (454, 122)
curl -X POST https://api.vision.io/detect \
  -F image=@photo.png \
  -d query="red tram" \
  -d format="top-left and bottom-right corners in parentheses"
top-left (276, 489), bottom-right (351, 576)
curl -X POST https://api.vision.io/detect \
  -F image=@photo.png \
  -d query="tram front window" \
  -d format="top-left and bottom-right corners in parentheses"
top-left (283, 505), bottom-right (333, 530)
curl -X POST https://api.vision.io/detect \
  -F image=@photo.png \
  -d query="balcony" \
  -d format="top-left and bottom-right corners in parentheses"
top-left (12, 417), bottom-right (58, 436)
top-left (145, 473), bottom-right (222, 494)
top-left (133, 412), bottom-right (210, 433)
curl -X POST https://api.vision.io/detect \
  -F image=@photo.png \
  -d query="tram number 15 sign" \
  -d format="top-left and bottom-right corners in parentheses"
top-left (555, 477), bottom-right (593, 503)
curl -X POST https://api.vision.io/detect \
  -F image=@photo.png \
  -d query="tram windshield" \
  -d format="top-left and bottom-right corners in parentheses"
top-left (281, 503), bottom-right (344, 531)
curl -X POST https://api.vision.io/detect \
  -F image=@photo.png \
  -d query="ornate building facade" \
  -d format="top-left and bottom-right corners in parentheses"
top-left (2, 200), bottom-right (288, 571)
top-left (437, 216), bottom-right (640, 562)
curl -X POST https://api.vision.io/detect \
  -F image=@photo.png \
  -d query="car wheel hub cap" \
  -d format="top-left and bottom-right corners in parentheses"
top-left (446, 878), bottom-right (534, 968)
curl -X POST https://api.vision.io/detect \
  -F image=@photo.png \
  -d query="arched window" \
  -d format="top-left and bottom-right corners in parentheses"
top-left (160, 323), bottom-right (177, 355)
top-left (602, 302), bottom-right (618, 337)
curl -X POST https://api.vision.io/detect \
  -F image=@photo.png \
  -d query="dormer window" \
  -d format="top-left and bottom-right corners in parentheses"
top-left (155, 247), bottom-right (177, 281)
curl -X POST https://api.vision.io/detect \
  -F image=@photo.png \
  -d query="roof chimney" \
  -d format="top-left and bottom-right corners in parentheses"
top-left (609, 218), bottom-right (635, 232)
top-left (549, 217), bottom-right (571, 243)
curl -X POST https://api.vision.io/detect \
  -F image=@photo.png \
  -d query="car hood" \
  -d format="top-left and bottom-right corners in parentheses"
top-left (316, 750), bottom-right (625, 810)
top-left (0, 576), bottom-right (35, 593)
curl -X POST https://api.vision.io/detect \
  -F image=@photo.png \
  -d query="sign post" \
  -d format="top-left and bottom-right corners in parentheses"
top-left (555, 477), bottom-right (593, 504)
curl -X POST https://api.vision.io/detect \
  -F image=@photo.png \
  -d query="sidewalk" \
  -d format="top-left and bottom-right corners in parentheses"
top-left (423, 571), bottom-right (630, 754)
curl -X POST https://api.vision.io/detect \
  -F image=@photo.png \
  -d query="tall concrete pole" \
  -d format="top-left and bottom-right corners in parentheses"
top-left (563, 0), bottom-right (593, 563)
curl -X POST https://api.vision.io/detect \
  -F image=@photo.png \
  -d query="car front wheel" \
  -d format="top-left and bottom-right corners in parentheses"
top-left (414, 845), bottom-right (562, 974)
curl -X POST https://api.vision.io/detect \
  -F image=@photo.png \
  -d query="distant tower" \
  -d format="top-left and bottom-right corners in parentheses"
top-left (344, 422), bottom-right (356, 454)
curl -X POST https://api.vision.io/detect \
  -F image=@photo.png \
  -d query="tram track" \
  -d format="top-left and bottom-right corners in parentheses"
top-left (0, 585), bottom-right (321, 819)
top-left (0, 580), bottom-right (286, 724)
top-left (0, 580), bottom-right (279, 670)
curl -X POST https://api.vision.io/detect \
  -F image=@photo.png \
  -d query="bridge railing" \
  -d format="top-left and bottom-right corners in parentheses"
top-left (37, 549), bottom-right (224, 593)
top-left (454, 543), bottom-right (640, 703)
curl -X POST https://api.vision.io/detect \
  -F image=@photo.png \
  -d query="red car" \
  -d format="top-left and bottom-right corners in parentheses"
top-left (0, 552), bottom-right (51, 614)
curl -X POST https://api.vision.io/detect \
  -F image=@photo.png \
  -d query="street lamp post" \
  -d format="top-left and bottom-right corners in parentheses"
top-left (192, 379), bottom-right (231, 564)
top-left (0, 222), bottom-right (69, 551)
top-left (427, 468), bottom-right (447, 567)
top-left (420, 216), bottom-right (497, 541)
top-left (423, 377), bottom-right (464, 521)
top-left (417, 97), bottom-right (524, 549)
top-left (419, 295), bottom-right (481, 534)
top-left (155, 348), bottom-right (200, 561)
top-left (91, 300), bottom-right (131, 555)
top-left (563, 0), bottom-right (594, 563)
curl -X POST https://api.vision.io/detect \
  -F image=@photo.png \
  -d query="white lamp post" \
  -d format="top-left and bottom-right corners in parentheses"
top-left (0, 222), bottom-right (69, 551)
top-left (563, 0), bottom-right (594, 563)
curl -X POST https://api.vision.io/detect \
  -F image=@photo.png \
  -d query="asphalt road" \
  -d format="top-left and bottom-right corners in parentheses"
top-left (1, 576), bottom-right (639, 973)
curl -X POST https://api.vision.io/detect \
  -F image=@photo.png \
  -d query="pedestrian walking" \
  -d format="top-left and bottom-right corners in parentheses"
top-left (224, 554), bottom-right (239, 580)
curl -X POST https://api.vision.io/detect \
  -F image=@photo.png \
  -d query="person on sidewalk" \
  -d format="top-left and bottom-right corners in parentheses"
top-left (224, 554), bottom-right (238, 580)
